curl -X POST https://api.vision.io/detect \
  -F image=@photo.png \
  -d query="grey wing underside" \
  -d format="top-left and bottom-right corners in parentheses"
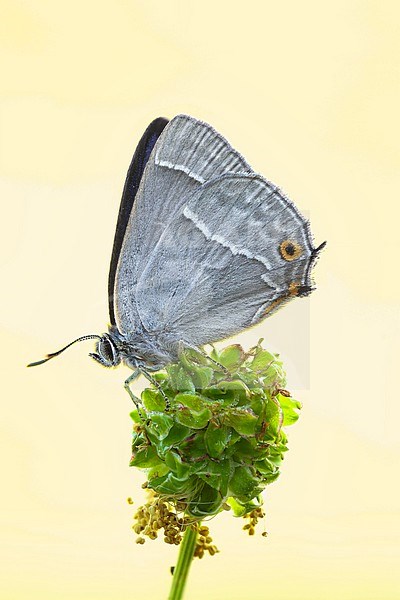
top-left (114, 114), bottom-right (252, 333)
top-left (134, 174), bottom-right (315, 347)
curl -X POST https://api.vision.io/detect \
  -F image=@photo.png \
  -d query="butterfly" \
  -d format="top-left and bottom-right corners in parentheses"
top-left (28, 115), bottom-right (325, 405)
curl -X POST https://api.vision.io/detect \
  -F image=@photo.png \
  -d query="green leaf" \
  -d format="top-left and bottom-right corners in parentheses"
top-left (204, 423), bottom-right (231, 457)
top-left (190, 366), bottom-right (214, 389)
top-left (259, 397), bottom-right (283, 441)
top-left (231, 437), bottom-right (258, 460)
top-left (179, 430), bottom-right (207, 459)
top-left (260, 470), bottom-right (280, 485)
top-left (209, 346), bottom-right (220, 363)
top-left (218, 344), bottom-right (245, 369)
top-left (148, 472), bottom-right (199, 496)
top-left (164, 450), bottom-right (192, 479)
top-left (226, 496), bottom-right (262, 517)
top-left (129, 409), bottom-right (141, 423)
top-left (196, 458), bottom-right (233, 496)
top-left (130, 445), bottom-right (163, 468)
top-left (175, 407), bottom-right (211, 429)
top-left (203, 379), bottom-right (249, 406)
top-left (277, 393), bottom-right (301, 426)
top-left (146, 463), bottom-right (170, 480)
top-left (262, 364), bottom-right (286, 387)
top-left (229, 465), bottom-right (263, 501)
top-left (187, 483), bottom-right (224, 517)
top-left (224, 407), bottom-right (258, 436)
top-left (202, 386), bottom-right (237, 406)
top-left (174, 393), bottom-right (212, 429)
top-left (166, 365), bottom-right (196, 392)
top-left (180, 346), bottom-right (210, 366)
top-left (255, 457), bottom-right (280, 478)
top-left (152, 372), bottom-right (168, 383)
top-left (157, 423), bottom-right (191, 453)
top-left (174, 393), bottom-right (207, 411)
top-left (131, 430), bottom-right (146, 449)
top-left (251, 349), bottom-right (276, 372)
top-left (141, 388), bottom-right (166, 412)
top-left (266, 446), bottom-right (284, 466)
top-left (248, 394), bottom-right (265, 416)
top-left (145, 412), bottom-right (174, 440)
top-left (215, 379), bottom-right (250, 401)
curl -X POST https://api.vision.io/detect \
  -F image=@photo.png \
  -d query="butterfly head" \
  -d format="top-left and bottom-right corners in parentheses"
top-left (89, 333), bottom-right (122, 368)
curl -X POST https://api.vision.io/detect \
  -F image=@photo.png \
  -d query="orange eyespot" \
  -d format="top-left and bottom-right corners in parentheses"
top-left (279, 240), bottom-right (303, 261)
top-left (288, 281), bottom-right (301, 296)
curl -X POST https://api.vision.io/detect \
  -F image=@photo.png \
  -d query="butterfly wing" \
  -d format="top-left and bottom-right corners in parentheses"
top-left (134, 173), bottom-right (318, 346)
top-left (108, 117), bottom-right (169, 325)
top-left (113, 115), bottom-right (252, 334)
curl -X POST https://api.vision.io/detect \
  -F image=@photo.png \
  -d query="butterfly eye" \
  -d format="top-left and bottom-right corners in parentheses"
top-left (97, 335), bottom-right (120, 366)
top-left (279, 240), bottom-right (303, 261)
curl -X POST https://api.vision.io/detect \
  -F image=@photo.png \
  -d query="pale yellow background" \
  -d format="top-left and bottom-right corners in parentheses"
top-left (1, 1), bottom-right (399, 599)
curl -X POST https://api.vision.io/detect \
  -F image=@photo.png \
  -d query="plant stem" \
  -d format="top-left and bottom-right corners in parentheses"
top-left (168, 525), bottom-right (198, 600)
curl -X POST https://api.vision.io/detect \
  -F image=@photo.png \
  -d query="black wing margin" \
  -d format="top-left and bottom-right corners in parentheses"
top-left (108, 117), bottom-right (169, 325)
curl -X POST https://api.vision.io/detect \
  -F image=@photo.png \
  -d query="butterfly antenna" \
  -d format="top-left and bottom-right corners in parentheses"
top-left (27, 334), bottom-right (101, 367)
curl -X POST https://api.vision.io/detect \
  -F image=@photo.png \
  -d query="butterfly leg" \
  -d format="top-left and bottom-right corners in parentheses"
top-left (178, 340), bottom-right (230, 376)
top-left (138, 366), bottom-right (171, 411)
top-left (124, 369), bottom-right (147, 420)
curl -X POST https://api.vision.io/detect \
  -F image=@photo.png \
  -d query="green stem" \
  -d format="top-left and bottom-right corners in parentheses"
top-left (168, 525), bottom-right (198, 600)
